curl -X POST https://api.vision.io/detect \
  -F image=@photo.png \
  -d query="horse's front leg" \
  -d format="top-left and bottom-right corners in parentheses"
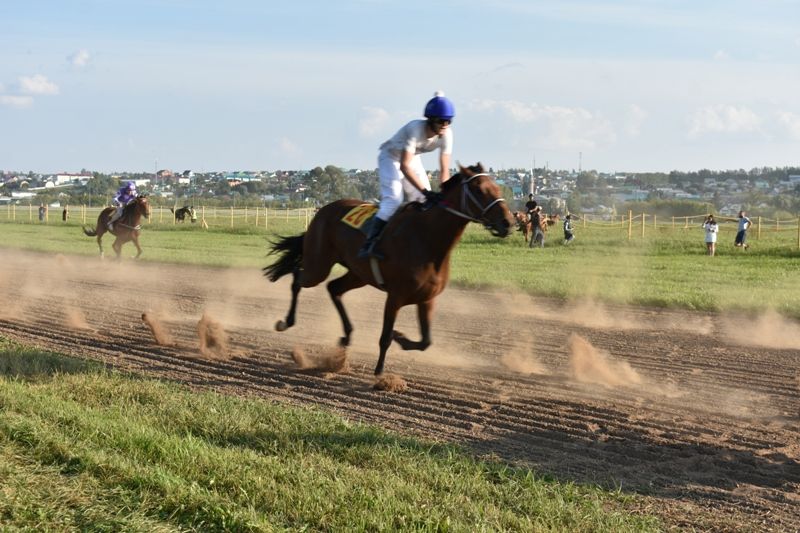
top-left (327, 271), bottom-right (366, 347)
top-left (375, 296), bottom-right (402, 376)
top-left (132, 235), bottom-right (143, 258)
top-left (392, 299), bottom-right (432, 352)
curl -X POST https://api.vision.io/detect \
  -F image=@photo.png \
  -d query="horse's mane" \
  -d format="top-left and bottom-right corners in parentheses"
top-left (442, 163), bottom-right (486, 193)
top-left (123, 194), bottom-right (147, 216)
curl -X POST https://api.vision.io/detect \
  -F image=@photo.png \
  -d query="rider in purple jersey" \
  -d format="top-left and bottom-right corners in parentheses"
top-left (108, 180), bottom-right (137, 231)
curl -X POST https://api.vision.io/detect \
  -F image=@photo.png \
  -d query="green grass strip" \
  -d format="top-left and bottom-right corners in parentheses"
top-left (0, 338), bottom-right (660, 532)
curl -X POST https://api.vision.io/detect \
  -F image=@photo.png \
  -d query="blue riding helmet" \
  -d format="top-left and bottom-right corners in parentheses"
top-left (126, 181), bottom-right (136, 190)
top-left (424, 91), bottom-right (455, 121)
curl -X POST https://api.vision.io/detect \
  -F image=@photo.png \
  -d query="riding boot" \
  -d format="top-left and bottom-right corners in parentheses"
top-left (357, 217), bottom-right (388, 259)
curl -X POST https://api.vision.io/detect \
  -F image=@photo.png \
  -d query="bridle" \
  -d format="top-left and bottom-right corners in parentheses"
top-left (440, 172), bottom-right (506, 231)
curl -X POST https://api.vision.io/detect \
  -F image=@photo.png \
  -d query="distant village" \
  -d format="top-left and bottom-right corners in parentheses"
top-left (2, 165), bottom-right (799, 218)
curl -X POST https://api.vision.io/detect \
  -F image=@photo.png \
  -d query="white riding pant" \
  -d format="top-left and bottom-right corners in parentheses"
top-left (375, 152), bottom-right (430, 222)
top-left (110, 205), bottom-right (124, 222)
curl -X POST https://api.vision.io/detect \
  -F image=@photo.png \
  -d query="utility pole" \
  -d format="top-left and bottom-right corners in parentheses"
top-left (579, 152), bottom-right (582, 173)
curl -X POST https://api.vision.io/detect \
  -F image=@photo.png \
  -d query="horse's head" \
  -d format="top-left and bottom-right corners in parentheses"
top-left (136, 194), bottom-right (151, 220)
top-left (441, 163), bottom-right (514, 237)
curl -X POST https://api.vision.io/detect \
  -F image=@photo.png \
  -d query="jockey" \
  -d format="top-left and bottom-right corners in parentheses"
top-left (358, 91), bottom-right (454, 259)
top-left (108, 180), bottom-right (137, 231)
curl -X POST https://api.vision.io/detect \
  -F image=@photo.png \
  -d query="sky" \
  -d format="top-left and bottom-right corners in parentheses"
top-left (1, 0), bottom-right (799, 174)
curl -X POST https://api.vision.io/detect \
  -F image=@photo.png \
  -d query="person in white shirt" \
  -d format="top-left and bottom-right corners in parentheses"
top-left (703, 214), bottom-right (719, 256)
top-left (734, 210), bottom-right (752, 250)
top-left (358, 91), bottom-right (454, 259)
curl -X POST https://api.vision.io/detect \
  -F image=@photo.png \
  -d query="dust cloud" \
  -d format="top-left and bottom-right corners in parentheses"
top-left (500, 352), bottom-right (545, 375)
top-left (291, 345), bottom-right (349, 374)
top-left (141, 311), bottom-right (174, 346)
top-left (721, 309), bottom-right (800, 350)
top-left (374, 373), bottom-right (407, 392)
top-left (197, 312), bottom-right (229, 359)
top-left (65, 306), bottom-right (92, 331)
top-left (567, 333), bottom-right (643, 387)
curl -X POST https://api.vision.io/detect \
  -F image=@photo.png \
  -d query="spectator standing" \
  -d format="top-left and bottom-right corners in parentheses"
top-left (563, 214), bottom-right (575, 244)
top-left (734, 210), bottom-right (752, 250)
top-left (38, 204), bottom-right (46, 222)
top-left (62, 205), bottom-right (69, 222)
top-left (524, 193), bottom-right (537, 216)
top-left (703, 214), bottom-right (718, 256)
top-left (529, 206), bottom-right (545, 248)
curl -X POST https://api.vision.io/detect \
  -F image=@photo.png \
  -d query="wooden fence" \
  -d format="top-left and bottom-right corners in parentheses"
top-left (5, 204), bottom-right (800, 249)
top-left (579, 211), bottom-right (800, 248)
top-left (3, 204), bottom-right (315, 232)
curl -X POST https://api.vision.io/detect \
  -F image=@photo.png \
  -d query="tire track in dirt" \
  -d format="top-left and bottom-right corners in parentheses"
top-left (1, 249), bottom-right (798, 531)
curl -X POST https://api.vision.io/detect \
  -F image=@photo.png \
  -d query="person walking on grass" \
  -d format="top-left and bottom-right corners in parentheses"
top-left (529, 206), bottom-right (545, 248)
top-left (734, 210), bottom-right (752, 250)
top-left (703, 214), bottom-right (718, 256)
top-left (563, 213), bottom-right (575, 245)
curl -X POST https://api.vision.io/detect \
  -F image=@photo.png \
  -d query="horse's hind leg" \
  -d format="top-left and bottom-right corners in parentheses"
top-left (96, 236), bottom-right (104, 259)
top-left (392, 300), bottom-right (432, 352)
top-left (112, 238), bottom-right (123, 260)
top-left (327, 271), bottom-right (367, 347)
top-left (276, 267), bottom-right (302, 331)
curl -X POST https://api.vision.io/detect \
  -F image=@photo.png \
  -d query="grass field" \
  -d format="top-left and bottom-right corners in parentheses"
top-left (1, 213), bottom-right (799, 317)
top-left (0, 338), bottom-right (661, 531)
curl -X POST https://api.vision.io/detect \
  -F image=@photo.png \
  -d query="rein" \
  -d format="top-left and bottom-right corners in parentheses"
top-left (441, 173), bottom-right (505, 226)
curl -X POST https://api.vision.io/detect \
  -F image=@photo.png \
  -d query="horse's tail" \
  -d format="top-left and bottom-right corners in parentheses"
top-left (263, 234), bottom-right (304, 282)
top-left (82, 225), bottom-right (98, 237)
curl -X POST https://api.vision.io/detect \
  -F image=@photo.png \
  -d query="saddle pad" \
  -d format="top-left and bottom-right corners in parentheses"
top-left (341, 203), bottom-right (378, 230)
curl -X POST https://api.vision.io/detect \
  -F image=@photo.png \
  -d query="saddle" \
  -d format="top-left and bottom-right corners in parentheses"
top-left (342, 199), bottom-right (432, 237)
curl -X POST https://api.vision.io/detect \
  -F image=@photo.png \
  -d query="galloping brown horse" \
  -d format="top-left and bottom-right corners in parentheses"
top-left (513, 211), bottom-right (532, 243)
top-left (264, 163), bottom-right (515, 376)
top-left (82, 195), bottom-right (151, 259)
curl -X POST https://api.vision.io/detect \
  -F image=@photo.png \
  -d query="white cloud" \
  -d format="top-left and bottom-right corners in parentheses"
top-left (358, 106), bottom-right (390, 137)
top-left (778, 111), bottom-right (800, 140)
top-left (688, 105), bottom-right (761, 138)
top-left (713, 49), bottom-right (729, 60)
top-left (19, 75), bottom-right (59, 95)
top-left (68, 49), bottom-right (91, 67)
top-left (0, 95), bottom-right (34, 108)
top-left (279, 137), bottom-right (301, 157)
top-left (468, 98), bottom-right (616, 150)
top-left (624, 104), bottom-right (648, 136)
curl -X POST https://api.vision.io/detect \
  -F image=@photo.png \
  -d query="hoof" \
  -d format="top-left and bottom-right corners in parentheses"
top-left (275, 320), bottom-right (288, 332)
top-left (338, 336), bottom-right (350, 347)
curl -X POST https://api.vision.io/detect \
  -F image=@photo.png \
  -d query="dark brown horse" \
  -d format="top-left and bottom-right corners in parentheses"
top-left (82, 195), bottom-right (151, 259)
top-left (170, 205), bottom-right (196, 223)
top-left (264, 163), bottom-right (515, 376)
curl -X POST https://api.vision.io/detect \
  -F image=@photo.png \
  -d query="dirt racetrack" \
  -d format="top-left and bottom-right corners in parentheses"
top-left (1, 249), bottom-right (798, 531)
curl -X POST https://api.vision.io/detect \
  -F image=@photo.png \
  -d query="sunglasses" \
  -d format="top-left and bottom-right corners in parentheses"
top-left (430, 118), bottom-right (451, 126)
